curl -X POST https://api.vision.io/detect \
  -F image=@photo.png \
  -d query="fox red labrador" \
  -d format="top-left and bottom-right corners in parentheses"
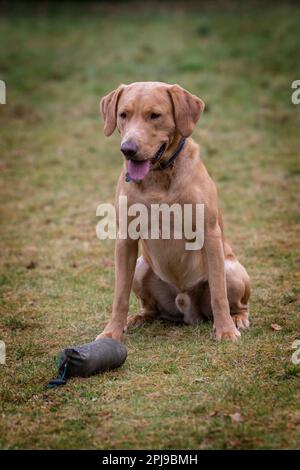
top-left (97, 82), bottom-right (250, 342)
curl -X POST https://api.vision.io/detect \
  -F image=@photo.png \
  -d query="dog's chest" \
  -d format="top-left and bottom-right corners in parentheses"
top-left (142, 238), bottom-right (208, 290)
top-left (127, 184), bottom-right (208, 290)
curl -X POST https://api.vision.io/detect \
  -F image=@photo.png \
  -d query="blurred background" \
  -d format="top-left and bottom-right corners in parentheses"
top-left (0, 0), bottom-right (300, 450)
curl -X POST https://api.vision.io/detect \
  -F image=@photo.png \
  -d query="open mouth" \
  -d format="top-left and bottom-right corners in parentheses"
top-left (127, 144), bottom-right (167, 182)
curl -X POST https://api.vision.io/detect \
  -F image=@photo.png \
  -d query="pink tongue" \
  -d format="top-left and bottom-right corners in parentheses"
top-left (127, 160), bottom-right (150, 182)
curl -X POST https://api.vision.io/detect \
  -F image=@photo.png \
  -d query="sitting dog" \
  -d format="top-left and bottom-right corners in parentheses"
top-left (97, 82), bottom-right (250, 342)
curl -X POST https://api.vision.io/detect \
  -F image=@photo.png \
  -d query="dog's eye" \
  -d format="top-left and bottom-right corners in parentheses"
top-left (150, 112), bottom-right (161, 120)
top-left (119, 112), bottom-right (127, 119)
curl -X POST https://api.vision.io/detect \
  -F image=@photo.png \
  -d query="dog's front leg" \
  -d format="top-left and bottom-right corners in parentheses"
top-left (96, 238), bottom-right (138, 341)
top-left (204, 226), bottom-right (240, 341)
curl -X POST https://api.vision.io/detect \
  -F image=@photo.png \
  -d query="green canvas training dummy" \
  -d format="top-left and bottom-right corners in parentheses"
top-left (48, 338), bottom-right (127, 387)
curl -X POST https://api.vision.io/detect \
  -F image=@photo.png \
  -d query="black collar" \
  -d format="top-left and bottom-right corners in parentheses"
top-left (152, 137), bottom-right (186, 171)
top-left (125, 137), bottom-right (186, 183)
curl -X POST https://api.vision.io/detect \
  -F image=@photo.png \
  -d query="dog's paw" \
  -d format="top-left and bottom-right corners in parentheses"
top-left (126, 314), bottom-right (147, 330)
top-left (95, 322), bottom-right (125, 342)
top-left (214, 324), bottom-right (241, 341)
top-left (232, 312), bottom-right (250, 330)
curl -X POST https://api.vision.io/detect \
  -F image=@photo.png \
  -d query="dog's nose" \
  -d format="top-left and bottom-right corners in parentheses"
top-left (120, 140), bottom-right (138, 159)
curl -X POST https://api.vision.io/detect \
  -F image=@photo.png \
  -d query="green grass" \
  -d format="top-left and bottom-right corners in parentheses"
top-left (0, 1), bottom-right (300, 449)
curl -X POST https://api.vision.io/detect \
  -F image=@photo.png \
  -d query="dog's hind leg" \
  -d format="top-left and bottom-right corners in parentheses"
top-left (222, 242), bottom-right (250, 330)
top-left (225, 258), bottom-right (250, 330)
top-left (127, 256), bottom-right (182, 330)
top-left (192, 256), bottom-right (250, 330)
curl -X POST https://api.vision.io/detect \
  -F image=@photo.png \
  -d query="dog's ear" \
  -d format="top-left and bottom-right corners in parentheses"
top-left (167, 85), bottom-right (205, 137)
top-left (100, 85), bottom-right (125, 136)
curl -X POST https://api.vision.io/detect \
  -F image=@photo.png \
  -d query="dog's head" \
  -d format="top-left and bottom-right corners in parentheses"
top-left (100, 82), bottom-right (204, 181)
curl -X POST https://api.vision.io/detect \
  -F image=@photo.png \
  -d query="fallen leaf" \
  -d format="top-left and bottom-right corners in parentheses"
top-left (229, 412), bottom-right (245, 423)
top-left (209, 410), bottom-right (219, 417)
top-left (271, 323), bottom-right (282, 331)
top-left (23, 245), bottom-right (38, 255)
top-left (100, 411), bottom-right (112, 419)
top-left (26, 261), bottom-right (36, 269)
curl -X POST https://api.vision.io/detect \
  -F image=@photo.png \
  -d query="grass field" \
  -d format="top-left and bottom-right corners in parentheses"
top-left (0, 1), bottom-right (300, 449)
